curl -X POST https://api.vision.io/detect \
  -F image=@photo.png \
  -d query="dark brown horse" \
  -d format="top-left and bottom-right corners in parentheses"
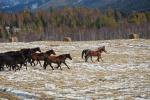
top-left (21, 47), bottom-right (41, 65)
top-left (31, 49), bottom-right (56, 67)
top-left (83, 46), bottom-right (107, 62)
top-left (43, 54), bottom-right (72, 70)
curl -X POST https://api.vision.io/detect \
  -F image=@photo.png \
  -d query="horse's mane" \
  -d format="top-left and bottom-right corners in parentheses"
top-left (98, 46), bottom-right (105, 49)
top-left (33, 47), bottom-right (40, 50)
top-left (58, 54), bottom-right (69, 57)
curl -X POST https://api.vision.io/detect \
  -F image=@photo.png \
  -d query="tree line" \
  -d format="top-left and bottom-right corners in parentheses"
top-left (0, 7), bottom-right (150, 42)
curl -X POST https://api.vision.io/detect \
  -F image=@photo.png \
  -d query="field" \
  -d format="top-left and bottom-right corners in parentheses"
top-left (0, 39), bottom-right (150, 100)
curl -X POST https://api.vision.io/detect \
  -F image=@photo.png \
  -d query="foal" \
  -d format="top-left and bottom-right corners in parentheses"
top-left (31, 50), bottom-right (56, 67)
top-left (44, 54), bottom-right (72, 70)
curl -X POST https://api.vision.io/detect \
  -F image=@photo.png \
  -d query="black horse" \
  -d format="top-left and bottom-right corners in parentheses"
top-left (0, 51), bottom-right (26, 71)
top-left (21, 47), bottom-right (41, 66)
top-left (43, 54), bottom-right (72, 70)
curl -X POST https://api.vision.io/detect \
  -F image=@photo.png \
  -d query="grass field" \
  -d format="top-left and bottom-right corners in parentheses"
top-left (0, 39), bottom-right (150, 100)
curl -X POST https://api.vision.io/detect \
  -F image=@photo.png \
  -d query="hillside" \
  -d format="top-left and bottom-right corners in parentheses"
top-left (0, 0), bottom-right (150, 13)
top-left (0, 39), bottom-right (150, 99)
top-left (108, 0), bottom-right (150, 12)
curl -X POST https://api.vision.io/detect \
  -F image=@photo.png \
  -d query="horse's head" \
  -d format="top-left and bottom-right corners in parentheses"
top-left (98, 46), bottom-right (107, 53)
top-left (66, 54), bottom-right (72, 60)
top-left (46, 49), bottom-right (56, 55)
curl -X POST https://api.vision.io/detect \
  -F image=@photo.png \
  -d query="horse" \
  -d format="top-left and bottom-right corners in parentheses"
top-left (31, 49), bottom-right (56, 67)
top-left (0, 51), bottom-right (26, 71)
top-left (43, 54), bottom-right (72, 70)
top-left (20, 47), bottom-right (41, 65)
top-left (83, 46), bottom-right (107, 62)
top-left (82, 46), bottom-right (107, 60)
top-left (6, 50), bottom-right (27, 70)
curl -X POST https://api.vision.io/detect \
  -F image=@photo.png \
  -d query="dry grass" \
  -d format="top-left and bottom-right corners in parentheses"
top-left (0, 92), bottom-right (19, 100)
top-left (0, 39), bottom-right (150, 99)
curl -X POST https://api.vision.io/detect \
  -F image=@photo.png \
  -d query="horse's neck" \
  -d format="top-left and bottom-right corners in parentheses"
top-left (59, 55), bottom-right (66, 59)
top-left (98, 49), bottom-right (103, 53)
top-left (95, 50), bottom-right (100, 52)
top-left (99, 50), bottom-right (102, 53)
top-left (45, 52), bottom-right (49, 54)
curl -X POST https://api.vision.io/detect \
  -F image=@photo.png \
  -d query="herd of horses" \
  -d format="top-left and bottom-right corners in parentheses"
top-left (0, 46), bottom-right (107, 71)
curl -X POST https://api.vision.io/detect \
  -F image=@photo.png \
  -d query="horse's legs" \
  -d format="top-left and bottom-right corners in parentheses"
top-left (57, 62), bottom-right (62, 70)
top-left (43, 61), bottom-right (47, 69)
top-left (0, 65), bottom-right (4, 71)
top-left (97, 55), bottom-right (100, 62)
top-left (49, 63), bottom-right (54, 70)
top-left (97, 54), bottom-right (103, 62)
top-left (16, 64), bottom-right (20, 71)
top-left (12, 65), bottom-right (15, 71)
top-left (12, 64), bottom-right (18, 71)
top-left (31, 59), bottom-right (36, 66)
top-left (38, 60), bottom-right (43, 67)
top-left (28, 58), bottom-right (32, 66)
top-left (8, 65), bottom-right (11, 71)
top-left (22, 61), bottom-right (27, 70)
top-left (31, 59), bottom-right (37, 66)
top-left (59, 64), bottom-right (62, 70)
top-left (34, 59), bottom-right (39, 66)
top-left (16, 64), bottom-right (21, 71)
top-left (100, 56), bottom-right (103, 62)
top-left (90, 56), bottom-right (93, 62)
top-left (44, 61), bottom-right (54, 70)
top-left (19, 64), bottom-right (22, 70)
top-left (63, 61), bottom-right (70, 69)
top-left (25, 63), bottom-right (28, 70)
top-left (85, 55), bottom-right (89, 62)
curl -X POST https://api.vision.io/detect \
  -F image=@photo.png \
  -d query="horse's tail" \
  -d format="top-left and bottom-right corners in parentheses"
top-left (82, 50), bottom-right (86, 59)
top-left (82, 49), bottom-right (89, 59)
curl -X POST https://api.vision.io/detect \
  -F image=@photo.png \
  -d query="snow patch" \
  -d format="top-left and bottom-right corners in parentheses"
top-left (0, 86), bottom-right (38, 99)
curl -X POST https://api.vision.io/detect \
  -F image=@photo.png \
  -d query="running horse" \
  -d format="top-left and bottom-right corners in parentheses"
top-left (43, 54), bottom-right (72, 70)
top-left (82, 46), bottom-right (107, 62)
top-left (20, 47), bottom-right (41, 65)
top-left (31, 49), bottom-right (56, 67)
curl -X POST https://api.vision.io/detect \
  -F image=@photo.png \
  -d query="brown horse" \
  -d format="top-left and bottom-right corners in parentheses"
top-left (84, 46), bottom-right (107, 62)
top-left (31, 50), bottom-right (56, 67)
top-left (43, 54), bottom-right (72, 70)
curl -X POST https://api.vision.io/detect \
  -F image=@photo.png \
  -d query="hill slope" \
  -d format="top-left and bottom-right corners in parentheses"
top-left (0, 0), bottom-right (150, 13)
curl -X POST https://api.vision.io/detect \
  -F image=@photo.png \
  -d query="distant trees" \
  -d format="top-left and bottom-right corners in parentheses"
top-left (0, 7), bottom-right (149, 42)
top-left (128, 12), bottom-right (147, 24)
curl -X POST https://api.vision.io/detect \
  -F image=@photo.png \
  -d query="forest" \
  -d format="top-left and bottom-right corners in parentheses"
top-left (0, 7), bottom-right (150, 42)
